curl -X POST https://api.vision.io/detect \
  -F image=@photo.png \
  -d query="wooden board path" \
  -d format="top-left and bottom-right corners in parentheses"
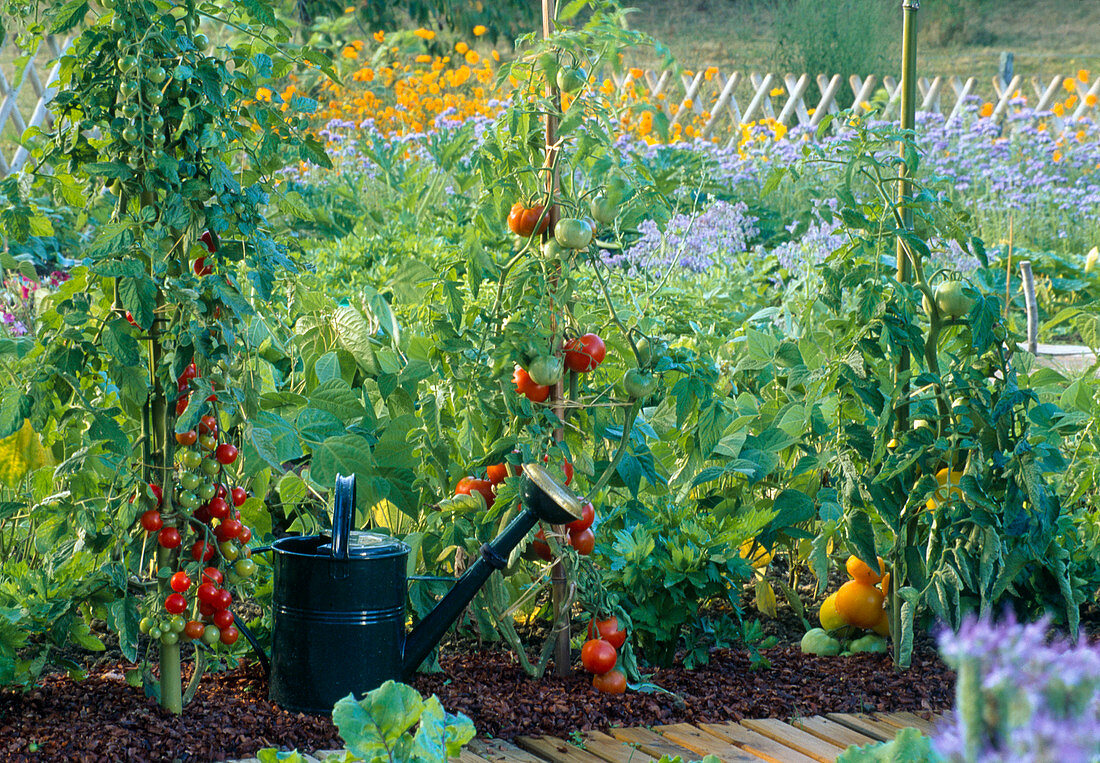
top-left (459, 713), bottom-right (943, 762)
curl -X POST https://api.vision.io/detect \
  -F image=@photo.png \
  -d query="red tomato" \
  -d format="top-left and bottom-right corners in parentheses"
top-left (486, 463), bottom-right (508, 485)
top-left (149, 484), bottom-right (163, 506)
top-left (158, 527), bottom-right (181, 549)
top-left (169, 571), bottom-right (191, 593)
top-left (207, 497), bottom-right (230, 520)
top-left (231, 487), bottom-right (248, 506)
top-left (588, 616), bottom-right (627, 650)
top-left (512, 365), bottom-right (537, 395)
top-left (580, 638), bottom-right (617, 674)
top-left (592, 669), bottom-right (627, 694)
top-left (125, 311), bottom-right (138, 327)
top-left (176, 430), bottom-right (198, 446)
top-left (196, 582), bottom-right (218, 603)
top-left (569, 527), bottom-right (595, 555)
top-left (191, 541), bottom-right (215, 562)
top-left (180, 361), bottom-right (200, 382)
top-left (215, 443), bottom-right (238, 465)
top-left (525, 384), bottom-right (551, 403)
top-left (199, 415), bottom-right (218, 436)
top-left (200, 230), bottom-right (218, 253)
top-left (193, 257), bottom-right (213, 276)
top-left (215, 519), bottom-right (242, 542)
top-left (140, 510), bottom-right (163, 533)
top-left (176, 396), bottom-right (189, 416)
top-left (507, 202), bottom-right (550, 238)
top-left (532, 528), bottom-right (552, 561)
top-left (184, 620), bottom-right (205, 640)
top-left (567, 503), bottom-right (594, 533)
top-left (455, 477), bottom-right (494, 508)
top-left (202, 567), bottom-right (223, 586)
top-left (543, 455), bottom-right (573, 486)
top-left (164, 593), bottom-right (188, 615)
top-left (237, 525), bottom-right (252, 544)
top-left (564, 333), bottom-right (607, 373)
top-left (213, 609), bottom-right (234, 629)
top-left (211, 588), bottom-right (232, 611)
top-left (219, 625), bottom-right (239, 645)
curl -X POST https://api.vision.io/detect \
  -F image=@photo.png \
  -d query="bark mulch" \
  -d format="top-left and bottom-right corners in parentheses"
top-left (0, 644), bottom-right (954, 762)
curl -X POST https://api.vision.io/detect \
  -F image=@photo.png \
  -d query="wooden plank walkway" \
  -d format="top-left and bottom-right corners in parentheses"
top-left (462, 712), bottom-right (943, 762)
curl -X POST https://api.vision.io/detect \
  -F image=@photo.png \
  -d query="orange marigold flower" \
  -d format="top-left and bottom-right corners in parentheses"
top-left (415, 54), bottom-right (431, 63)
top-left (491, 50), bottom-right (500, 62)
top-left (629, 67), bottom-right (644, 80)
top-left (374, 31), bottom-right (385, 43)
top-left (1053, 150), bottom-right (1062, 162)
top-left (414, 28), bottom-right (435, 40)
top-left (455, 42), bottom-right (469, 54)
top-left (1053, 103), bottom-right (1065, 116)
top-left (342, 46), bottom-right (358, 59)
top-left (1078, 69), bottom-right (1090, 82)
top-left (979, 102), bottom-right (993, 118)
top-left (464, 50), bottom-right (480, 65)
top-left (1064, 78), bottom-right (1077, 92)
top-left (1087, 94), bottom-right (1098, 107)
top-left (255, 87), bottom-right (272, 101)
top-left (473, 25), bottom-right (487, 36)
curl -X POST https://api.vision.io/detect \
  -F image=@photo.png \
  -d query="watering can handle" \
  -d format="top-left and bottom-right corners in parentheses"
top-left (332, 473), bottom-right (356, 560)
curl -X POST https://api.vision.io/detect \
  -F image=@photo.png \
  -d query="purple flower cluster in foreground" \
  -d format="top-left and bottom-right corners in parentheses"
top-left (933, 612), bottom-right (1100, 762)
top-left (603, 200), bottom-right (759, 272)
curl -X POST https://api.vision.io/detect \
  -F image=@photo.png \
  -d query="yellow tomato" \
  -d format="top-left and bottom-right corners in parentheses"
top-left (871, 608), bottom-right (891, 636)
top-left (846, 554), bottom-right (885, 585)
top-left (926, 467), bottom-right (964, 511)
top-left (819, 592), bottom-right (846, 631)
top-left (835, 580), bottom-right (886, 629)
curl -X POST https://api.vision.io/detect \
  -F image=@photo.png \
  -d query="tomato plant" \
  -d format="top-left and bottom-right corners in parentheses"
top-left (554, 218), bottom-right (594, 250)
top-left (588, 617), bottom-right (627, 650)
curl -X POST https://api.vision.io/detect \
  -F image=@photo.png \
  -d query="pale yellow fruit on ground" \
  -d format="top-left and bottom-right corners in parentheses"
top-left (819, 592), bottom-right (845, 631)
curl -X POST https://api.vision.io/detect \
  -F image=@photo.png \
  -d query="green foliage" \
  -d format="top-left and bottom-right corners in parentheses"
top-left (595, 501), bottom-right (766, 668)
top-left (836, 727), bottom-right (942, 763)
top-left (331, 680), bottom-right (476, 763)
top-left (772, 0), bottom-right (898, 107)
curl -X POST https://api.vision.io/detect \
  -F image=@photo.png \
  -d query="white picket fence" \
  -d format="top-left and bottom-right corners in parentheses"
top-left (3, 30), bottom-right (1099, 177)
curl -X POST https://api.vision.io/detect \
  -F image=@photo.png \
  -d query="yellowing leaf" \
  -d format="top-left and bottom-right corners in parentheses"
top-left (0, 421), bottom-right (52, 487)
top-left (755, 578), bottom-right (778, 618)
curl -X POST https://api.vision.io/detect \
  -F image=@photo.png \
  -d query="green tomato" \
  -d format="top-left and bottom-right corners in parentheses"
top-left (139, 616), bottom-right (153, 634)
top-left (121, 125), bottom-right (140, 144)
top-left (623, 368), bottom-right (657, 400)
top-left (177, 490), bottom-right (198, 509)
top-left (120, 55), bottom-right (139, 72)
top-left (541, 238), bottom-right (568, 261)
top-left (193, 33), bottom-right (210, 52)
top-left (168, 615), bottom-right (186, 634)
top-left (201, 624), bottom-right (221, 645)
top-left (146, 89), bottom-right (164, 106)
top-left (527, 355), bottom-right (564, 387)
top-left (201, 458), bottom-right (220, 476)
top-left (147, 66), bottom-right (167, 84)
top-left (219, 540), bottom-right (239, 562)
top-left (180, 449), bottom-right (202, 469)
top-left (554, 218), bottom-right (594, 250)
top-left (234, 558), bottom-right (257, 578)
top-left (800, 627), bottom-right (841, 656)
top-left (634, 336), bottom-right (652, 368)
top-left (120, 80), bottom-right (138, 98)
top-left (110, 13), bottom-right (125, 31)
top-left (179, 471), bottom-right (201, 491)
top-left (148, 113), bottom-right (164, 131)
top-left (149, 626), bottom-right (162, 640)
top-left (589, 194), bottom-right (617, 225)
top-left (198, 482), bottom-right (216, 501)
top-left (121, 102), bottom-right (140, 119)
top-left (935, 279), bottom-right (975, 319)
top-left (556, 66), bottom-right (586, 93)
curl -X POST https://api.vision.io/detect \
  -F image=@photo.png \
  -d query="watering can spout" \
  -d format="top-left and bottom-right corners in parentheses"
top-left (402, 463), bottom-right (581, 679)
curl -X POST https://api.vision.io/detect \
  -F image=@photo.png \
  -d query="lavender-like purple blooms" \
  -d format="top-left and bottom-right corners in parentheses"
top-left (933, 611), bottom-right (1100, 762)
top-left (615, 200), bottom-right (760, 272)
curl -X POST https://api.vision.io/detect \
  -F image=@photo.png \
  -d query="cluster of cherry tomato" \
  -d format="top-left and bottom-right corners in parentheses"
top-left (532, 499), bottom-right (594, 559)
top-left (136, 360), bottom-right (257, 649)
top-left (453, 462), bottom-right (511, 510)
top-left (511, 332), bottom-right (607, 404)
top-left (581, 616), bottom-right (628, 694)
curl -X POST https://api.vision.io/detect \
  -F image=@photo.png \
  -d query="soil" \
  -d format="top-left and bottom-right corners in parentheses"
top-left (0, 626), bottom-right (956, 763)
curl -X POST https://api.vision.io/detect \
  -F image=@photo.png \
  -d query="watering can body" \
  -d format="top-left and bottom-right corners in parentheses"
top-left (267, 468), bottom-right (580, 714)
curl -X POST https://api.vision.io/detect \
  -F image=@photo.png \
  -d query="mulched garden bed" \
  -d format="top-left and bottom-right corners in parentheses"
top-left (0, 641), bottom-right (955, 763)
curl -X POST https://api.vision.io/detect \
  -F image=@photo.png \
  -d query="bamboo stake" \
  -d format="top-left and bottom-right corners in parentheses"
top-left (542, 0), bottom-right (571, 679)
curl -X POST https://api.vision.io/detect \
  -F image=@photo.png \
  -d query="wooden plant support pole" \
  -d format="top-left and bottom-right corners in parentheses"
top-left (892, 0), bottom-right (919, 670)
top-left (542, 0), bottom-right (571, 678)
top-left (1020, 261), bottom-right (1038, 354)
